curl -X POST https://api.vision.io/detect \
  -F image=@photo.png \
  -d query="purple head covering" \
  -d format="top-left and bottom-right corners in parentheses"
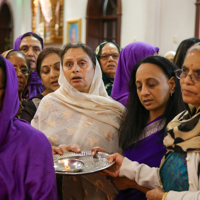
top-left (111, 41), bottom-right (159, 107)
top-left (13, 32), bottom-right (44, 50)
top-left (13, 32), bottom-right (44, 99)
top-left (0, 56), bottom-right (57, 199)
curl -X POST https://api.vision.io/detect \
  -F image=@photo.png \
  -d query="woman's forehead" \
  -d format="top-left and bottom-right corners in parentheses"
top-left (64, 48), bottom-right (90, 60)
top-left (136, 63), bottom-right (167, 81)
top-left (184, 51), bottom-right (200, 69)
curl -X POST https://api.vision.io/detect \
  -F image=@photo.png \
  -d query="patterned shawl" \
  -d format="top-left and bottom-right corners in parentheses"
top-left (164, 104), bottom-right (200, 153)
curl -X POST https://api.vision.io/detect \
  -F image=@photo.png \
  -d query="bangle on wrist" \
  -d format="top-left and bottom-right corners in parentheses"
top-left (162, 192), bottom-right (168, 200)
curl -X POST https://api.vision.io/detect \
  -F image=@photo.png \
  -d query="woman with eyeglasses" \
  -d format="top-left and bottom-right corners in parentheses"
top-left (95, 41), bottom-right (121, 96)
top-left (5, 50), bottom-right (31, 118)
top-left (101, 45), bottom-right (200, 200)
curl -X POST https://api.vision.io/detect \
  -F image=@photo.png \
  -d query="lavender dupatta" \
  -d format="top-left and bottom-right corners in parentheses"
top-left (0, 56), bottom-right (57, 199)
top-left (13, 32), bottom-right (44, 99)
top-left (117, 116), bottom-right (166, 200)
top-left (111, 42), bottom-right (159, 107)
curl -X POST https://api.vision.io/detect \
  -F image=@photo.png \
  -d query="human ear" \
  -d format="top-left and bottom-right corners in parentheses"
top-left (168, 76), bottom-right (176, 94)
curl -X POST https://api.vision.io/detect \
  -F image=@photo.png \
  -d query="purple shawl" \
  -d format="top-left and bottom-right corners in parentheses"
top-left (111, 42), bottom-right (159, 107)
top-left (0, 56), bottom-right (57, 199)
top-left (13, 32), bottom-right (44, 99)
top-left (117, 116), bottom-right (166, 200)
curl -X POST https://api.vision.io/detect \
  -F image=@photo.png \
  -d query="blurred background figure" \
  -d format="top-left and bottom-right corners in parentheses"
top-left (95, 41), bottom-right (121, 96)
top-left (164, 51), bottom-right (176, 62)
top-left (173, 37), bottom-right (200, 68)
top-left (5, 50), bottom-right (31, 118)
top-left (13, 32), bottom-right (44, 99)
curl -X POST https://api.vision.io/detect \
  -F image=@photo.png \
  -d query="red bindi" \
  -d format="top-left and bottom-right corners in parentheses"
top-left (74, 56), bottom-right (76, 58)
top-left (191, 64), bottom-right (193, 66)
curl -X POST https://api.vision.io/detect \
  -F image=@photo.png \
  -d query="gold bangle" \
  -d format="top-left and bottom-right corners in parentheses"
top-left (162, 192), bottom-right (168, 200)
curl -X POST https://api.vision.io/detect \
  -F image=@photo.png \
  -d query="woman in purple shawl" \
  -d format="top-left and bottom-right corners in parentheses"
top-left (111, 41), bottom-right (159, 107)
top-left (13, 32), bottom-right (44, 99)
top-left (0, 55), bottom-right (57, 199)
top-left (106, 56), bottom-right (185, 200)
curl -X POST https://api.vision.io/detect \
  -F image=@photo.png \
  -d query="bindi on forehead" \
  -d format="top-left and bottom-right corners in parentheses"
top-left (191, 64), bottom-right (193, 66)
top-left (74, 56), bottom-right (76, 58)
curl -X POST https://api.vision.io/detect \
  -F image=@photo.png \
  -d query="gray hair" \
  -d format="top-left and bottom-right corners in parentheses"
top-left (186, 43), bottom-right (200, 56)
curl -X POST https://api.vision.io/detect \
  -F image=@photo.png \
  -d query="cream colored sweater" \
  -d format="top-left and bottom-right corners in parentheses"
top-left (119, 152), bottom-right (200, 200)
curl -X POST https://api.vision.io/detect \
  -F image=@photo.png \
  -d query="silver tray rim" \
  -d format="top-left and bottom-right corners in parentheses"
top-left (53, 151), bottom-right (114, 175)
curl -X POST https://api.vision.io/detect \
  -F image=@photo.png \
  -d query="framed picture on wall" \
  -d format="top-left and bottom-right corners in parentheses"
top-left (66, 18), bottom-right (81, 43)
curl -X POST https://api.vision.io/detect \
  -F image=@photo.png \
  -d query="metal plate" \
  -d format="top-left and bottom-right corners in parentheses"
top-left (53, 151), bottom-right (114, 175)
top-left (54, 159), bottom-right (84, 172)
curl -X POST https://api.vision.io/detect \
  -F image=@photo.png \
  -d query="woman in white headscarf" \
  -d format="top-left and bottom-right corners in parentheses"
top-left (164, 51), bottom-right (176, 62)
top-left (31, 42), bottom-right (125, 200)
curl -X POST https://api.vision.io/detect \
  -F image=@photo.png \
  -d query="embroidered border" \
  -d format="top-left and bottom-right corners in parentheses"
top-left (139, 118), bottom-right (166, 141)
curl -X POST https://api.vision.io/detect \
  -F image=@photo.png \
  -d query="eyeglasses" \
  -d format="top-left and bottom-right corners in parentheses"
top-left (99, 53), bottom-right (119, 60)
top-left (0, 86), bottom-right (5, 90)
top-left (14, 67), bottom-right (30, 76)
top-left (175, 69), bottom-right (200, 83)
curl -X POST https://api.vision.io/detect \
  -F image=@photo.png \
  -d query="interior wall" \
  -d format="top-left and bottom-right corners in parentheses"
top-left (159, 0), bottom-right (196, 55)
top-left (120, 0), bottom-right (196, 55)
top-left (2, 0), bottom-right (196, 54)
top-left (121, 0), bottom-right (159, 48)
top-left (63, 0), bottom-right (87, 46)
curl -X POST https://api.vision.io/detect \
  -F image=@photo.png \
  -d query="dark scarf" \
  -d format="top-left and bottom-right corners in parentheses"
top-left (95, 41), bottom-right (121, 96)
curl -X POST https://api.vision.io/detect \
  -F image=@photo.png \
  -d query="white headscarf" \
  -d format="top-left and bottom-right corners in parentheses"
top-left (164, 50), bottom-right (176, 57)
top-left (31, 59), bottom-right (125, 153)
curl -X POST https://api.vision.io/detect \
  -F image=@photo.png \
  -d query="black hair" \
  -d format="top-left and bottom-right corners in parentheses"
top-left (119, 56), bottom-right (185, 151)
top-left (0, 56), bottom-right (7, 87)
top-left (174, 37), bottom-right (200, 68)
top-left (61, 42), bottom-right (96, 67)
top-left (36, 47), bottom-right (62, 78)
top-left (21, 33), bottom-right (43, 49)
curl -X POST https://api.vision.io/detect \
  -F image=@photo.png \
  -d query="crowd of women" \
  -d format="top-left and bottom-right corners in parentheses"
top-left (1, 31), bottom-right (200, 200)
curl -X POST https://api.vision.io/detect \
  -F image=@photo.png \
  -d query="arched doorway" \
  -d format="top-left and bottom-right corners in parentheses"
top-left (86, 0), bottom-right (122, 50)
top-left (0, 1), bottom-right (13, 54)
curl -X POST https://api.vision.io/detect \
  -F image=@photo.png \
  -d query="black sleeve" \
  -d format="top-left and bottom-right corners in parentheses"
top-left (21, 100), bottom-right (37, 123)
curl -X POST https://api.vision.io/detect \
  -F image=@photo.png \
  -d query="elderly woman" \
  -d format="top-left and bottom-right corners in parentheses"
top-left (21, 47), bottom-right (62, 123)
top-left (111, 41), bottom-right (159, 107)
top-left (0, 55), bottom-right (57, 199)
top-left (13, 32), bottom-right (44, 99)
top-left (102, 45), bottom-right (200, 200)
top-left (31, 42), bottom-right (125, 199)
top-left (5, 50), bottom-right (31, 118)
top-left (95, 41), bottom-right (121, 96)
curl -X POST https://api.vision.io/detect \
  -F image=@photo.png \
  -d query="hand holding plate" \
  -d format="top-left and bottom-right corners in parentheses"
top-left (103, 153), bottom-right (124, 177)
